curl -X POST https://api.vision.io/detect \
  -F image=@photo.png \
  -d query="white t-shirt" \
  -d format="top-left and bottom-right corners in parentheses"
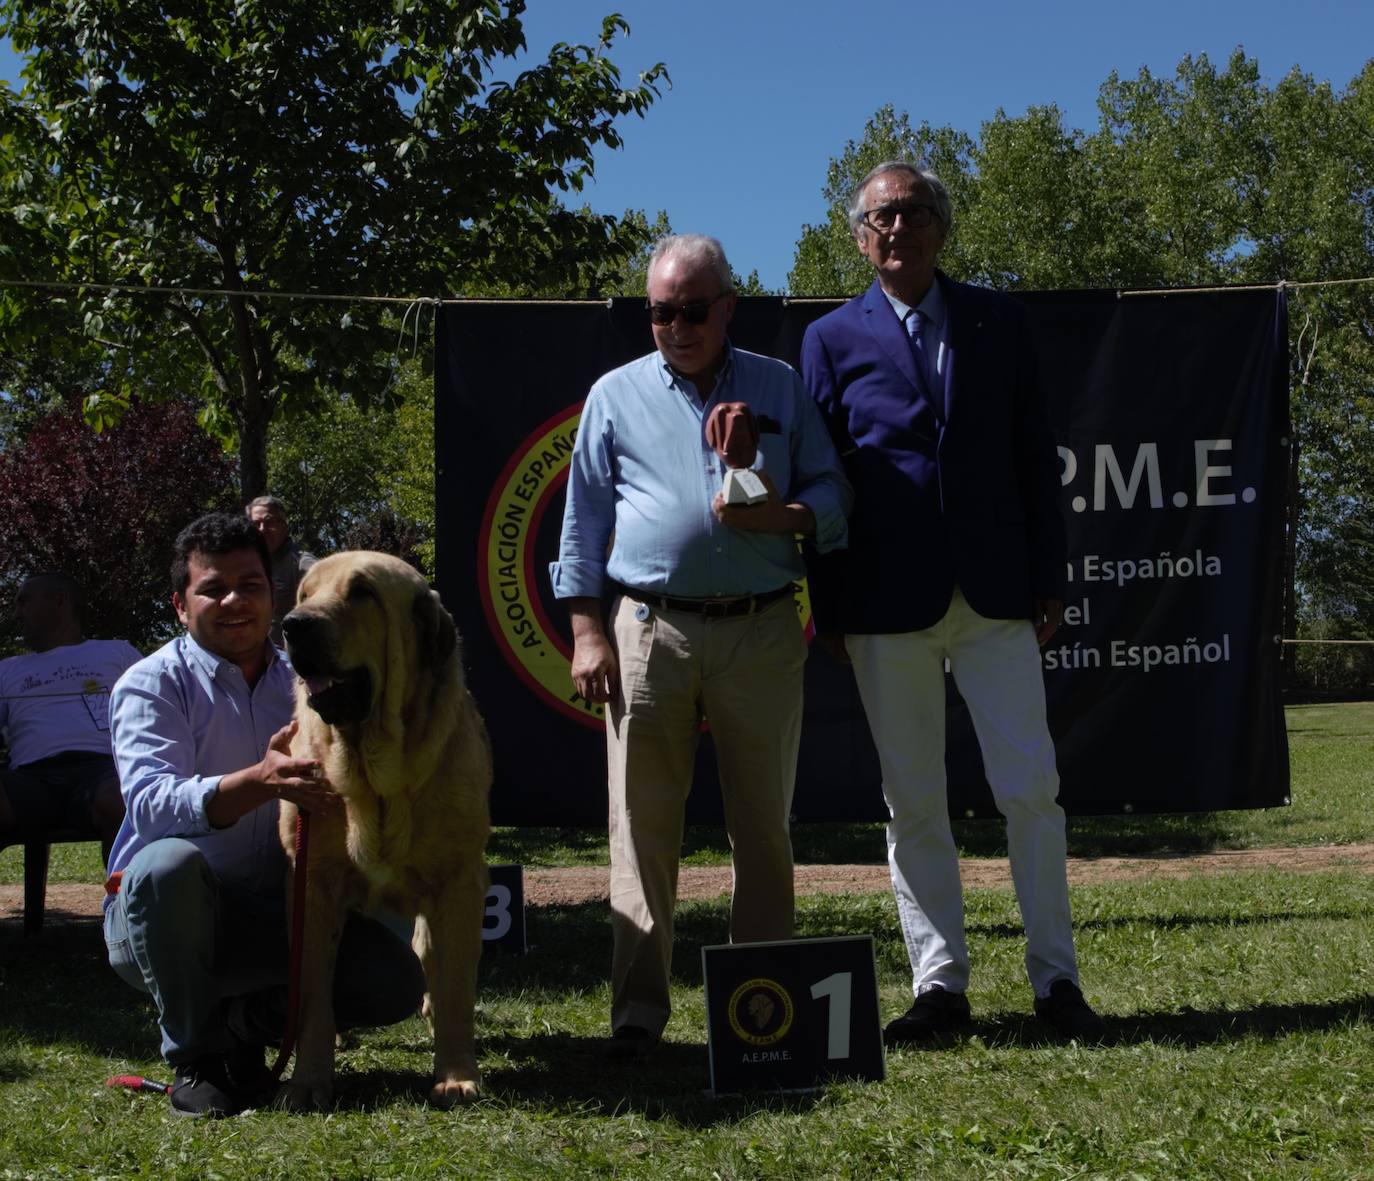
top-left (0, 638), bottom-right (143, 767)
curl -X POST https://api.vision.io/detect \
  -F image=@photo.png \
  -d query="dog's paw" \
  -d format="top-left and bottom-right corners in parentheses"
top-left (274, 1079), bottom-right (332, 1113)
top-left (429, 1073), bottom-right (481, 1108)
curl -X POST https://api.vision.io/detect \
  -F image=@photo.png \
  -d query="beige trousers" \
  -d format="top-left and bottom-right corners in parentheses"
top-left (605, 592), bottom-right (805, 1036)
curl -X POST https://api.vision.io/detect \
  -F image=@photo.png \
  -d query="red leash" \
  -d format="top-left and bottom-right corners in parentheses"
top-left (271, 809), bottom-right (311, 1078)
top-left (106, 810), bottom-right (312, 1098)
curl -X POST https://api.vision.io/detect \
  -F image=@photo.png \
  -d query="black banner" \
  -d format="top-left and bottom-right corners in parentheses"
top-left (436, 290), bottom-right (1289, 824)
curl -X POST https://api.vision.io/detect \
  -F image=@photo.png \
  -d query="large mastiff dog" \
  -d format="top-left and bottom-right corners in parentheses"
top-left (276, 551), bottom-right (492, 1110)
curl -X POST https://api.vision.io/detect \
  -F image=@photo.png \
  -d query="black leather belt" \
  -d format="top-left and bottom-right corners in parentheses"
top-left (613, 582), bottom-right (795, 618)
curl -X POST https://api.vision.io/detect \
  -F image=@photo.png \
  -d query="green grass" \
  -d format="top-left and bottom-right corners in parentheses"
top-left (1, 701), bottom-right (1370, 888)
top-left (1, 701), bottom-right (1371, 1177)
top-left (511, 699), bottom-right (1374, 867)
top-left (3, 872), bottom-right (1374, 1178)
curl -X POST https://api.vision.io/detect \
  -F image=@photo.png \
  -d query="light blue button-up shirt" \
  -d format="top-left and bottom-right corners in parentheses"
top-left (105, 633), bottom-right (297, 900)
top-left (882, 279), bottom-right (949, 392)
top-left (550, 343), bottom-right (851, 600)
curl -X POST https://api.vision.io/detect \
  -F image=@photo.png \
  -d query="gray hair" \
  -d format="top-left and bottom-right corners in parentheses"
top-left (847, 161), bottom-right (953, 235)
top-left (245, 494), bottom-right (287, 521)
top-left (646, 233), bottom-right (735, 295)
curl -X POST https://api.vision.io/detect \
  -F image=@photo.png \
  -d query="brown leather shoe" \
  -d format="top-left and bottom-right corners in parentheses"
top-left (1034, 979), bottom-right (1106, 1041)
top-left (882, 986), bottom-right (973, 1047)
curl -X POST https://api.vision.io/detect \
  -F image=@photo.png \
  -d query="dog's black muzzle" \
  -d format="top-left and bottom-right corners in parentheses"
top-left (282, 611), bottom-right (373, 725)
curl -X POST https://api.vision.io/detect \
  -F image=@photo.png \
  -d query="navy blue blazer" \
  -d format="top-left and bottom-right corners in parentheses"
top-left (800, 272), bottom-right (1067, 635)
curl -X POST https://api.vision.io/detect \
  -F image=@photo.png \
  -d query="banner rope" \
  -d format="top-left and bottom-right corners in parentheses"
top-left (1119, 276), bottom-right (1374, 298)
top-left (0, 278), bottom-right (614, 306)
top-left (6, 275), bottom-right (1374, 305)
top-left (1282, 639), bottom-right (1374, 646)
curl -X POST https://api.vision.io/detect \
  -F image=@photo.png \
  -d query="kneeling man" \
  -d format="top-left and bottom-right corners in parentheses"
top-left (104, 512), bottom-right (425, 1117)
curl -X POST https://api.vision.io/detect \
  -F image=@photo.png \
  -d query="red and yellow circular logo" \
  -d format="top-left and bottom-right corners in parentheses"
top-left (477, 404), bottom-right (815, 730)
top-left (727, 977), bottom-right (795, 1046)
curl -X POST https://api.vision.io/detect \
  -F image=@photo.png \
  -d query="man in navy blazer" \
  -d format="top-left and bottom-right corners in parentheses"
top-left (801, 161), bottom-right (1103, 1044)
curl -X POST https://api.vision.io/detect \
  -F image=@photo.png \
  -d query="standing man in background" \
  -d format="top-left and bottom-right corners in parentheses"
top-left (801, 162), bottom-right (1103, 1045)
top-left (245, 495), bottom-right (316, 646)
top-left (551, 234), bottom-right (851, 1058)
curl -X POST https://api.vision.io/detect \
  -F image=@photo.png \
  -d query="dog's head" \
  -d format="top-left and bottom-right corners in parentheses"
top-left (281, 551), bottom-right (457, 728)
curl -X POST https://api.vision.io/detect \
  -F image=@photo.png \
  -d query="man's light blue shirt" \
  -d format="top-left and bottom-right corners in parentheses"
top-left (550, 344), bottom-right (851, 599)
top-left (106, 633), bottom-right (296, 901)
top-left (882, 279), bottom-right (949, 392)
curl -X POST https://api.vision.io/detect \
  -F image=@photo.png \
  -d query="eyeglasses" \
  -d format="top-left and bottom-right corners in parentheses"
top-left (646, 291), bottom-right (727, 326)
top-left (861, 203), bottom-right (939, 232)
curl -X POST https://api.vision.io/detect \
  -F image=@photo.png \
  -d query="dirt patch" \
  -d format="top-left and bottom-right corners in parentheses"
top-left (11, 843), bottom-right (1374, 924)
top-left (525, 843), bottom-right (1374, 904)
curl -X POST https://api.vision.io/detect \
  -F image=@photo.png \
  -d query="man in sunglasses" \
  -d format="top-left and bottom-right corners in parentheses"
top-left (800, 162), bottom-right (1104, 1045)
top-left (551, 233), bottom-right (851, 1059)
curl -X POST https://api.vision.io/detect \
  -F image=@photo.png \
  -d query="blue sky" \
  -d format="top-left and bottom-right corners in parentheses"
top-left (4, 1), bottom-right (1371, 291)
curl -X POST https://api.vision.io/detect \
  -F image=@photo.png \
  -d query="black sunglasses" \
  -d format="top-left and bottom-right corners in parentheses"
top-left (862, 202), bottom-right (939, 232)
top-left (646, 291), bottom-right (727, 326)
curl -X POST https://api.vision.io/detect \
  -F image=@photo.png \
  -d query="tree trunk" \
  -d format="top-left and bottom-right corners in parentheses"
top-left (239, 404), bottom-right (269, 503)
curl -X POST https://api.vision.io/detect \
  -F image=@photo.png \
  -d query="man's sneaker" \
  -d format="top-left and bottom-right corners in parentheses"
top-left (1033, 979), bottom-right (1107, 1041)
top-left (882, 986), bottom-right (973, 1047)
top-left (170, 1055), bottom-right (244, 1118)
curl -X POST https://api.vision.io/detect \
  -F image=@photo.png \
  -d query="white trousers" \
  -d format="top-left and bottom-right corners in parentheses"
top-left (846, 589), bottom-right (1078, 998)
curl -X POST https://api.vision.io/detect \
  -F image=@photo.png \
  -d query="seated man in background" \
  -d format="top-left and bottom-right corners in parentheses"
top-left (104, 512), bottom-right (423, 1118)
top-left (0, 572), bottom-right (140, 858)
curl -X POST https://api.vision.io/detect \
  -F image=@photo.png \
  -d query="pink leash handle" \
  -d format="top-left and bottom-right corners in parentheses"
top-left (105, 1075), bottom-right (171, 1095)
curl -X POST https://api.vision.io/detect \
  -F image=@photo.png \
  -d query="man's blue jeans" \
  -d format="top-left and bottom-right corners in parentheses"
top-left (104, 837), bottom-right (425, 1066)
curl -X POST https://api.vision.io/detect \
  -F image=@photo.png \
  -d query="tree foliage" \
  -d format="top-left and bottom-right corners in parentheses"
top-left (0, 1), bottom-right (666, 497)
top-left (0, 399), bottom-right (236, 649)
top-left (264, 349), bottom-right (435, 575)
top-left (789, 52), bottom-right (1374, 672)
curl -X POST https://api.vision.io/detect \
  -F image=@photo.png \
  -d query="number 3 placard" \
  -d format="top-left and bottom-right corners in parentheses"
top-left (702, 935), bottom-right (884, 1095)
top-left (481, 863), bottom-right (526, 953)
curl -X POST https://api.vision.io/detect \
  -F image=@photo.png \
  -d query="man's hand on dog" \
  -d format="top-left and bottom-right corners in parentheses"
top-left (207, 720), bottom-right (342, 826)
top-left (260, 722), bottom-right (343, 814)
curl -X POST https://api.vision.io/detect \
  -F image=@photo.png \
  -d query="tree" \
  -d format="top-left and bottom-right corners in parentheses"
top-left (0, 399), bottom-right (236, 649)
top-left (0, 1), bottom-right (666, 498)
top-left (789, 106), bottom-right (975, 296)
top-left (265, 351), bottom-right (436, 573)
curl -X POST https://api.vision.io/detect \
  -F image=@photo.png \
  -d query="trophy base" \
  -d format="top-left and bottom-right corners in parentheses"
top-left (723, 468), bottom-right (769, 506)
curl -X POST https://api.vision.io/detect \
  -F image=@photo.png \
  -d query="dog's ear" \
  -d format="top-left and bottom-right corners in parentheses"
top-left (413, 586), bottom-right (457, 670)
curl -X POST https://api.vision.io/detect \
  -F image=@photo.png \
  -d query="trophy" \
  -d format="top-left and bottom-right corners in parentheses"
top-left (705, 402), bottom-right (769, 506)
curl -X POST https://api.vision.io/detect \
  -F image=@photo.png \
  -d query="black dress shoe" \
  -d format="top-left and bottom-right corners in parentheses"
top-left (605, 1025), bottom-right (660, 1060)
top-left (1034, 979), bottom-right (1106, 1041)
top-left (170, 1055), bottom-right (244, 1118)
top-left (882, 986), bottom-right (973, 1046)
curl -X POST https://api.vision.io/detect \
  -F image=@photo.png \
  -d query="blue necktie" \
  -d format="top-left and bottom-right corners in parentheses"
top-left (905, 309), bottom-right (939, 415)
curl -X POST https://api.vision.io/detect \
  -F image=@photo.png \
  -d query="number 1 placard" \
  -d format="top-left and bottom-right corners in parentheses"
top-left (701, 935), bottom-right (884, 1095)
